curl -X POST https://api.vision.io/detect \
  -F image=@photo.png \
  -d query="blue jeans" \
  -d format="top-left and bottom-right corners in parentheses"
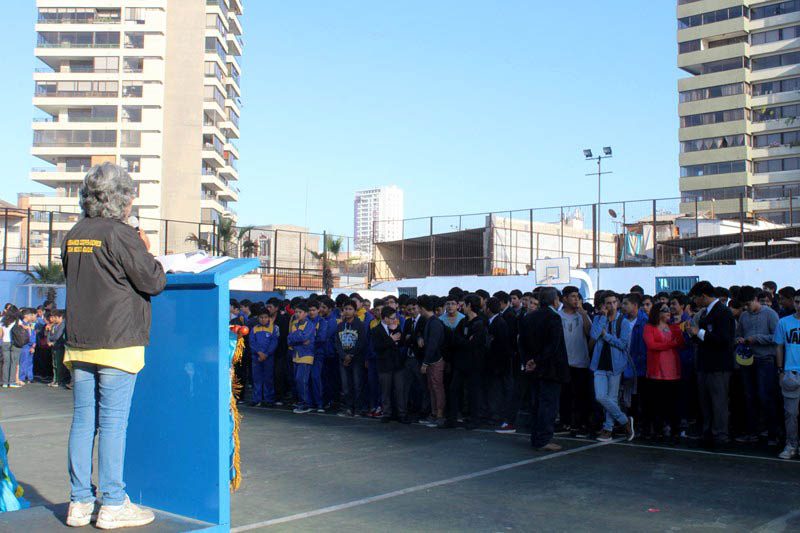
top-left (740, 357), bottom-right (779, 438)
top-left (594, 370), bottom-right (628, 431)
top-left (68, 362), bottom-right (138, 506)
top-left (529, 379), bottom-right (561, 447)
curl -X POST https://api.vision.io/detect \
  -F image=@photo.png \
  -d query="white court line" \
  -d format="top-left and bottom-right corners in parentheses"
top-left (474, 428), bottom-right (797, 464)
top-left (0, 413), bottom-right (72, 424)
top-left (230, 440), bottom-right (611, 531)
top-left (752, 509), bottom-right (800, 532)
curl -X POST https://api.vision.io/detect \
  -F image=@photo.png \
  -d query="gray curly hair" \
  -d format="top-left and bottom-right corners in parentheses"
top-left (79, 163), bottom-right (135, 221)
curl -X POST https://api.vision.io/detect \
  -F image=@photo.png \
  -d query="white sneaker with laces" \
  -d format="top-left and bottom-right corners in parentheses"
top-left (95, 496), bottom-right (155, 530)
top-left (66, 500), bottom-right (96, 527)
top-left (778, 444), bottom-right (797, 460)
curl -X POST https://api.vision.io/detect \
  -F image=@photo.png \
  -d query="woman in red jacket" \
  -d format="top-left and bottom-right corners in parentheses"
top-left (643, 303), bottom-right (684, 443)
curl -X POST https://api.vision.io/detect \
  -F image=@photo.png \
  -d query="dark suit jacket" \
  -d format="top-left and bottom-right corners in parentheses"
top-left (403, 315), bottom-right (427, 363)
top-left (487, 315), bottom-right (512, 375)
top-left (519, 307), bottom-right (570, 384)
top-left (501, 306), bottom-right (518, 350)
top-left (371, 324), bottom-right (404, 373)
top-left (695, 301), bottom-right (735, 372)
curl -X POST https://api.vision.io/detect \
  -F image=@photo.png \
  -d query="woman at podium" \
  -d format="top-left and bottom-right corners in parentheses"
top-left (61, 163), bottom-right (166, 530)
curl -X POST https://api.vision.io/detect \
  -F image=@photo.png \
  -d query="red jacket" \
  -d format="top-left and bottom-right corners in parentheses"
top-left (643, 323), bottom-right (684, 380)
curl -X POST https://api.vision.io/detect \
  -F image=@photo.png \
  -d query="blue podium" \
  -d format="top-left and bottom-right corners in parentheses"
top-left (124, 259), bottom-right (258, 532)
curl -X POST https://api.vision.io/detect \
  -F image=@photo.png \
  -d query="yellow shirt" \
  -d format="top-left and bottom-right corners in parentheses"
top-left (64, 346), bottom-right (145, 374)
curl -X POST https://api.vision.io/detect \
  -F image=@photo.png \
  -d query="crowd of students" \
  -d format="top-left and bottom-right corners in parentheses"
top-left (231, 279), bottom-right (800, 458)
top-left (0, 302), bottom-right (68, 389)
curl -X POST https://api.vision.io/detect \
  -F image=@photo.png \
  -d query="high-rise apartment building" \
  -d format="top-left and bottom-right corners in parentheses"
top-left (678, 0), bottom-right (800, 223)
top-left (31, 0), bottom-right (243, 256)
top-left (354, 185), bottom-right (404, 255)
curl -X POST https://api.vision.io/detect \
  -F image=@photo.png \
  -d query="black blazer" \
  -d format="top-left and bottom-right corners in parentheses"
top-left (519, 308), bottom-right (570, 384)
top-left (403, 315), bottom-right (427, 363)
top-left (695, 301), bottom-right (735, 372)
top-left (371, 324), bottom-right (404, 373)
top-left (487, 315), bottom-right (512, 375)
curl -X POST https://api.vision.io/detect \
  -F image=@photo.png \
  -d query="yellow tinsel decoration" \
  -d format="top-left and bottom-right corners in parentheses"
top-left (230, 335), bottom-right (245, 492)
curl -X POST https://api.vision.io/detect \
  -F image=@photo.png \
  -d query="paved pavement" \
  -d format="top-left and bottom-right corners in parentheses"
top-left (3, 383), bottom-right (800, 531)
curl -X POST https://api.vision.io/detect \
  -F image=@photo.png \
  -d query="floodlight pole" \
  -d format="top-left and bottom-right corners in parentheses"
top-left (585, 151), bottom-right (612, 290)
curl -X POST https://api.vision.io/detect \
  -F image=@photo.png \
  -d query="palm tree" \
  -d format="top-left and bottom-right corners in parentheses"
top-left (235, 225), bottom-right (255, 258)
top-left (309, 236), bottom-right (346, 295)
top-left (185, 234), bottom-right (210, 252)
top-left (27, 263), bottom-right (65, 304)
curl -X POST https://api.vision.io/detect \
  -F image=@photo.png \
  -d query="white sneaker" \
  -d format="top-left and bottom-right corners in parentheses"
top-left (66, 500), bottom-right (96, 527)
top-left (95, 496), bottom-right (155, 530)
top-left (778, 444), bottom-right (797, 460)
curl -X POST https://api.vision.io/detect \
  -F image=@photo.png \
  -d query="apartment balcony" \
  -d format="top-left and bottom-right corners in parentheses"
top-left (750, 144), bottom-right (800, 160)
top-left (225, 96), bottom-right (241, 117)
top-left (750, 63), bottom-right (800, 83)
top-left (679, 197), bottom-right (755, 217)
top-left (226, 55), bottom-right (242, 80)
top-left (224, 141), bottom-right (240, 160)
top-left (201, 197), bottom-right (226, 214)
top-left (678, 42), bottom-right (748, 73)
top-left (750, 118), bottom-right (800, 134)
top-left (678, 93), bottom-right (747, 118)
top-left (206, 0), bottom-right (229, 19)
top-left (228, 12), bottom-right (243, 35)
top-left (749, 11), bottom-right (800, 32)
top-left (202, 146), bottom-right (225, 168)
top-left (750, 37), bottom-right (800, 58)
top-left (679, 171), bottom-right (749, 193)
top-left (219, 164), bottom-right (238, 181)
top-left (678, 120), bottom-right (748, 142)
top-left (226, 74), bottom-right (241, 97)
top-left (677, 17), bottom-right (747, 44)
top-left (679, 146), bottom-right (748, 167)
top-left (220, 119), bottom-right (240, 139)
top-left (227, 33), bottom-right (243, 56)
top-left (677, 67), bottom-right (747, 92)
top-left (218, 184), bottom-right (239, 202)
top-left (30, 167), bottom-right (100, 185)
top-left (201, 169), bottom-right (228, 191)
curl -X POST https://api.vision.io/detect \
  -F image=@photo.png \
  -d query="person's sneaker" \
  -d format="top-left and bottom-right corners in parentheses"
top-left (495, 422), bottom-right (516, 434)
top-left (373, 407), bottom-right (383, 418)
top-left (574, 428), bottom-right (590, 438)
top-left (337, 409), bottom-right (353, 417)
top-left (778, 444), bottom-right (797, 460)
top-left (424, 418), bottom-right (440, 428)
top-left (537, 442), bottom-right (563, 452)
top-left (66, 500), bottom-right (96, 527)
top-left (8, 384), bottom-right (21, 388)
top-left (316, 408), bottom-right (325, 414)
top-left (625, 416), bottom-right (635, 441)
top-left (95, 496), bottom-right (155, 530)
top-left (274, 401), bottom-right (284, 407)
top-left (417, 416), bottom-right (435, 426)
top-left (735, 434), bottom-right (759, 444)
top-left (293, 405), bottom-right (312, 414)
top-left (596, 430), bottom-right (613, 442)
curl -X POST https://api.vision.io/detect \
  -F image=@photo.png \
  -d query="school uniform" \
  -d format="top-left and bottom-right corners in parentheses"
top-left (308, 315), bottom-right (328, 409)
top-left (249, 321), bottom-right (279, 404)
top-left (288, 318), bottom-right (316, 408)
top-left (18, 321), bottom-right (36, 383)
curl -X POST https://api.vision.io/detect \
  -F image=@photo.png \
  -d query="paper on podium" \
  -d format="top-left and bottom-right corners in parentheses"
top-left (156, 250), bottom-right (231, 274)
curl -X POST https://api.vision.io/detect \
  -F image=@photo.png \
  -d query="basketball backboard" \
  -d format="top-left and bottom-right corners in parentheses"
top-left (534, 257), bottom-right (571, 285)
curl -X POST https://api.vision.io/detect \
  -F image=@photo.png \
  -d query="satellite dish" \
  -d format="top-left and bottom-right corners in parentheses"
top-left (608, 209), bottom-right (618, 219)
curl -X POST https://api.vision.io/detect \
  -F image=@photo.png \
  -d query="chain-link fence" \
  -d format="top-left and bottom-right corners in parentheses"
top-left (0, 207), bottom-right (367, 291)
top-left (372, 193), bottom-right (800, 282)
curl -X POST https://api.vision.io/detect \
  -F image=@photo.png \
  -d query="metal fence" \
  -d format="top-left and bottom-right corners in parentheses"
top-left (371, 194), bottom-right (800, 282)
top-left (0, 207), bottom-right (367, 291)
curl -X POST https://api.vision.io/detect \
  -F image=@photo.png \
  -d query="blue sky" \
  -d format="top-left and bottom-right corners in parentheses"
top-left (1, 1), bottom-right (680, 237)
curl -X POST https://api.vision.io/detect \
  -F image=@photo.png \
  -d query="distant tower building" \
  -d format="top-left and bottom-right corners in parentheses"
top-left (353, 185), bottom-right (404, 255)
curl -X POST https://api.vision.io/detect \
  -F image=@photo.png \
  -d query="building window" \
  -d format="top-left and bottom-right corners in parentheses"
top-left (122, 82), bottom-right (143, 98)
top-left (753, 50), bottom-right (800, 71)
top-left (120, 130), bottom-right (141, 147)
top-left (125, 8), bottom-right (146, 23)
top-left (124, 32), bottom-right (144, 48)
top-left (681, 134), bottom-right (747, 153)
top-left (681, 186), bottom-right (753, 202)
top-left (123, 57), bottom-right (144, 73)
top-left (681, 108), bottom-right (746, 128)
top-left (121, 156), bottom-right (141, 172)
top-left (700, 57), bottom-right (748, 74)
top-left (678, 40), bottom-right (701, 54)
top-left (751, 1), bottom-right (800, 20)
top-left (680, 160), bottom-right (748, 177)
top-left (752, 104), bottom-right (800, 122)
top-left (755, 157), bottom-right (800, 173)
top-left (678, 6), bottom-right (745, 29)
top-left (754, 130), bottom-right (800, 148)
top-left (752, 76), bottom-right (800, 96)
top-left (754, 183), bottom-right (800, 200)
top-left (121, 106), bottom-right (142, 123)
top-left (679, 83), bottom-right (746, 103)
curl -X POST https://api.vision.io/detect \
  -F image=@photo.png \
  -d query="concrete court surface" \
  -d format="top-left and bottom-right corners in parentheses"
top-left (2, 384), bottom-right (800, 532)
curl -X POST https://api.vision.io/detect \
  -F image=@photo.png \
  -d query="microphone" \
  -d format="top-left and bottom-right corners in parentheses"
top-left (128, 216), bottom-right (140, 230)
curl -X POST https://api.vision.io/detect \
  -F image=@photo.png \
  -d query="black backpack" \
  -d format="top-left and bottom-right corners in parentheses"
top-left (11, 324), bottom-right (29, 348)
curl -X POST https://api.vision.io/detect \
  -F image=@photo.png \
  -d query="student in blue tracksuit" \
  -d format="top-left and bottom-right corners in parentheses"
top-left (320, 297), bottom-right (341, 408)
top-left (18, 309), bottom-right (37, 384)
top-left (621, 293), bottom-right (649, 435)
top-left (249, 310), bottom-right (279, 407)
top-left (288, 303), bottom-right (316, 414)
top-left (307, 300), bottom-right (328, 412)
